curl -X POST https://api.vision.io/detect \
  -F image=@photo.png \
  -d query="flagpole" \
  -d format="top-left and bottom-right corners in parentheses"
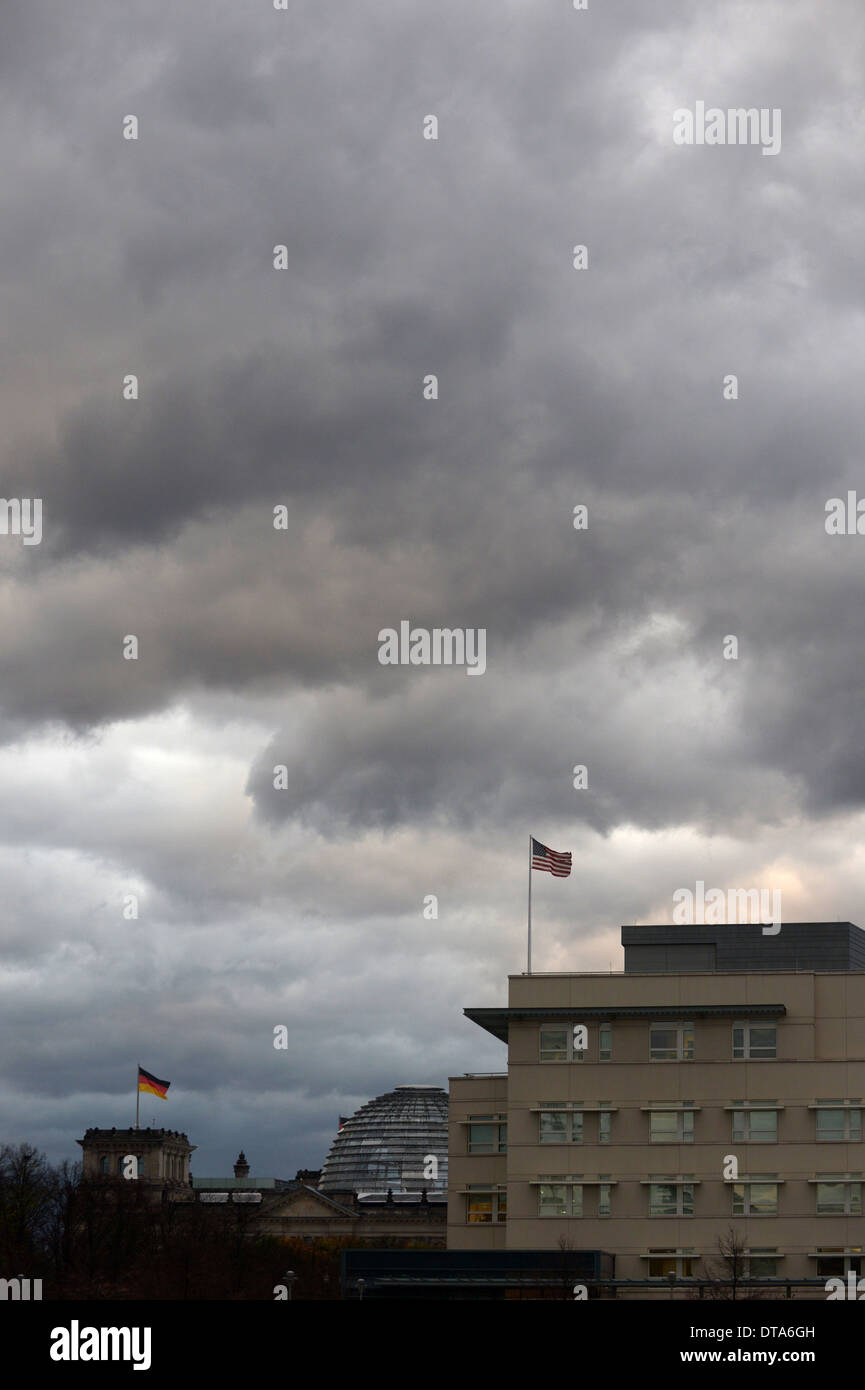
top-left (135, 1068), bottom-right (139, 1130)
top-left (527, 834), bottom-right (532, 975)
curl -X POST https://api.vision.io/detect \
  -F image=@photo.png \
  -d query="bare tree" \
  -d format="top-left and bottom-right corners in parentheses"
top-left (0, 1142), bottom-right (56, 1268)
top-left (693, 1226), bottom-right (771, 1300)
top-left (555, 1233), bottom-right (584, 1301)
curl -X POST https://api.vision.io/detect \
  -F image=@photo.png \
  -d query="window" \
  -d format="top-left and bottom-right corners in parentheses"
top-left (467, 1115), bottom-right (507, 1153)
top-left (539, 1027), bottom-right (568, 1062)
top-left (598, 1179), bottom-right (611, 1216)
top-left (538, 1179), bottom-right (582, 1217)
top-left (466, 1186), bottom-right (507, 1223)
top-left (539, 1108), bottom-right (582, 1143)
top-left (732, 1023), bottom-right (776, 1059)
top-left (731, 1107), bottom-right (778, 1143)
top-left (650, 1110), bottom-right (694, 1143)
top-left (539, 1025), bottom-right (585, 1062)
top-left (816, 1179), bottom-right (862, 1216)
top-left (815, 1251), bottom-right (861, 1278)
top-left (650, 1023), bottom-right (694, 1061)
top-left (539, 1184), bottom-right (567, 1217)
top-left (732, 1180), bottom-right (779, 1216)
top-left (599, 1024), bottom-right (612, 1061)
top-left (598, 1110), bottom-right (611, 1144)
top-left (100, 1155), bottom-right (109, 1174)
top-left (816, 1106), bottom-right (862, 1142)
top-left (649, 1180), bottom-right (695, 1216)
top-left (648, 1251), bottom-right (696, 1278)
top-left (746, 1250), bottom-right (779, 1278)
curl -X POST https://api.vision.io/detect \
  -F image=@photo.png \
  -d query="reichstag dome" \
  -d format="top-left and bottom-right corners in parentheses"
top-left (319, 1084), bottom-right (448, 1195)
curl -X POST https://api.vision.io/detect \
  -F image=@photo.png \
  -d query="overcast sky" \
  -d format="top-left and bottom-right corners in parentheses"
top-left (1, 0), bottom-right (865, 1179)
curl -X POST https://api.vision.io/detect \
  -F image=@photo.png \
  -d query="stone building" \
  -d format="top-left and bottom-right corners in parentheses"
top-left (446, 921), bottom-right (865, 1297)
top-left (77, 1127), bottom-right (195, 1196)
top-left (76, 1082), bottom-right (450, 1245)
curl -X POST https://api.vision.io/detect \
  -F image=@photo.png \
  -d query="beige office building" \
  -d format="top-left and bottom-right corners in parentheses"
top-left (448, 922), bottom-right (865, 1296)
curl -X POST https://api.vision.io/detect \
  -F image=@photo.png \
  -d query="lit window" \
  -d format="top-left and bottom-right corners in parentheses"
top-left (466, 1186), bottom-right (506, 1223)
top-left (650, 1024), bottom-right (694, 1061)
top-left (732, 1023), bottom-right (776, 1059)
top-left (647, 1250), bottom-right (695, 1278)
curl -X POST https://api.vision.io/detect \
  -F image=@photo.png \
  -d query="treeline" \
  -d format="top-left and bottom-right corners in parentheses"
top-left (0, 1142), bottom-right (434, 1299)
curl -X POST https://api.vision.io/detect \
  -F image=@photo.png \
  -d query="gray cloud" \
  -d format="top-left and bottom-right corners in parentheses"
top-left (1, 0), bottom-right (865, 1174)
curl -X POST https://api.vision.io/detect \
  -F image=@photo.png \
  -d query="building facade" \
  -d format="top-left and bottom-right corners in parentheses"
top-left (78, 1099), bottom-right (448, 1246)
top-left (191, 1154), bottom-right (447, 1242)
top-left (448, 923), bottom-right (865, 1296)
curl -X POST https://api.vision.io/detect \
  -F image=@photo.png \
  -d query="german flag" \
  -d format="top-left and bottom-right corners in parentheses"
top-left (138, 1066), bottom-right (170, 1100)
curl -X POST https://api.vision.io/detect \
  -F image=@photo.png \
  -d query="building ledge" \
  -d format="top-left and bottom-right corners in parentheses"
top-left (465, 1004), bottom-right (786, 1043)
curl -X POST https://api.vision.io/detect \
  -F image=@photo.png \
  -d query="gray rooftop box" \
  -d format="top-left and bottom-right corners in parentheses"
top-left (621, 922), bottom-right (865, 973)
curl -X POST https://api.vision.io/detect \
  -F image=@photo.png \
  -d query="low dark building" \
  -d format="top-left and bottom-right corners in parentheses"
top-left (341, 1248), bottom-right (613, 1299)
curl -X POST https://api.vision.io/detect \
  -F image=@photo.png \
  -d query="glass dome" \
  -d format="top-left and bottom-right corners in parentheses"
top-left (319, 1084), bottom-right (448, 1194)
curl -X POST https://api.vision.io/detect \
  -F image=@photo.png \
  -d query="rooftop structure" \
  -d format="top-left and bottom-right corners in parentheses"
top-left (77, 1127), bottom-right (195, 1186)
top-left (622, 921), bottom-right (865, 973)
top-left (319, 1084), bottom-right (448, 1195)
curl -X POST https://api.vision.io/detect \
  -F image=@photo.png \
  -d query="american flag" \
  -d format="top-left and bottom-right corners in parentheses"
top-left (531, 838), bottom-right (572, 877)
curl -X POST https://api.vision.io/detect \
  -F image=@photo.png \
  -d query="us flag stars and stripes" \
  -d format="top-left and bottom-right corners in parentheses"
top-left (531, 838), bottom-right (572, 877)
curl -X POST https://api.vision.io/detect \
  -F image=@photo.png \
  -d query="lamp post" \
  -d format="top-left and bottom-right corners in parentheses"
top-left (283, 1269), bottom-right (297, 1301)
top-left (667, 1269), bottom-right (676, 1301)
top-left (357, 1277), bottom-right (365, 1302)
